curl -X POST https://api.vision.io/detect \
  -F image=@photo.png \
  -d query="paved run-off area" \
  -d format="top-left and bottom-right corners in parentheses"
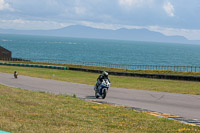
top-left (0, 72), bottom-right (200, 125)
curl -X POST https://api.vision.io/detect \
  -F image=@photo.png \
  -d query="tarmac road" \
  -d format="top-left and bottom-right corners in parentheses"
top-left (0, 72), bottom-right (200, 121)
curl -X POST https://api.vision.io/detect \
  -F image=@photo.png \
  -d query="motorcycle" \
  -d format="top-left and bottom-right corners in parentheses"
top-left (94, 79), bottom-right (111, 99)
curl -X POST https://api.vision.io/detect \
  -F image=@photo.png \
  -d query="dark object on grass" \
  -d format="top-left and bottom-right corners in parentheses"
top-left (14, 71), bottom-right (18, 79)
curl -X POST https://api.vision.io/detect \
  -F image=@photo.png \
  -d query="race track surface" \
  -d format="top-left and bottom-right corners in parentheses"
top-left (0, 72), bottom-right (200, 121)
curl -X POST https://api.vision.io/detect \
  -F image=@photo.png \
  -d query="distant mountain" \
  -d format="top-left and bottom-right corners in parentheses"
top-left (0, 25), bottom-right (199, 44)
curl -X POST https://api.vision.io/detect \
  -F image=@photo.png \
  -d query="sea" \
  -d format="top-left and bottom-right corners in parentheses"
top-left (0, 34), bottom-right (200, 66)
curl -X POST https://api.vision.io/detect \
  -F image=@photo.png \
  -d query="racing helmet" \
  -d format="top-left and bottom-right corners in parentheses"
top-left (102, 71), bottom-right (108, 78)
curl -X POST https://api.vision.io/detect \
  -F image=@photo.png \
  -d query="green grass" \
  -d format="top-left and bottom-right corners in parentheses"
top-left (1, 65), bottom-right (200, 95)
top-left (0, 84), bottom-right (200, 132)
top-left (3, 60), bottom-right (200, 76)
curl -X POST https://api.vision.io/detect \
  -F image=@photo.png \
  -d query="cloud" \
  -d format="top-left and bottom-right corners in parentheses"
top-left (1, 18), bottom-right (200, 40)
top-left (0, 0), bottom-right (13, 11)
top-left (163, 1), bottom-right (174, 17)
top-left (119, 0), bottom-right (143, 7)
top-left (1, 0), bottom-right (200, 40)
top-left (74, 6), bottom-right (86, 15)
top-left (0, 19), bottom-right (70, 30)
top-left (79, 21), bottom-right (144, 30)
top-left (148, 25), bottom-right (200, 40)
top-left (118, 0), bottom-right (154, 9)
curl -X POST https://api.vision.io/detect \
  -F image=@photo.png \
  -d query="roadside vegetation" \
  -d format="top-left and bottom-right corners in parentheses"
top-left (0, 65), bottom-right (200, 95)
top-left (2, 60), bottom-right (200, 76)
top-left (0, 84), bottom-right (199, 132)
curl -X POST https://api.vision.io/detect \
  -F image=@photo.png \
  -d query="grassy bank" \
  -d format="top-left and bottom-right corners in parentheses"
top-left (0, 84), bottom-right (199, 132)
top-left (0, 65), bottom-right (200, 95)
top-left (2, 60), bottom-right (200, 76)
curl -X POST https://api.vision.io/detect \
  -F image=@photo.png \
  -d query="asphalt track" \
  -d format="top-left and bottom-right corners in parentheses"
top-left (0, 72), bottom-right (200, 121)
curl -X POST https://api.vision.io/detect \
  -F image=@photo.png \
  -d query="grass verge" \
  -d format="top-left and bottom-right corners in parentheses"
top-left (2, 60), bottom-right (200, 76)
top-left (0, 65), bottom-right (200, 95)
top-left (0, 84), bottom-right (200, 132)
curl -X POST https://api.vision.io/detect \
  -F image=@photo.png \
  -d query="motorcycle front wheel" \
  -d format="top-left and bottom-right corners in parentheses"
top-left (102, 88), bottom-right (107, 99)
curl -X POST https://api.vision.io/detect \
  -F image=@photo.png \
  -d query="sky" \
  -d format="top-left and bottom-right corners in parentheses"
top-left (0, 0), bottom-right (200, 40)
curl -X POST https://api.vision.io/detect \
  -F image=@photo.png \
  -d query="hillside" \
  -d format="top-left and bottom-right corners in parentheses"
top-left (0, 25), bottom-right (199, 44)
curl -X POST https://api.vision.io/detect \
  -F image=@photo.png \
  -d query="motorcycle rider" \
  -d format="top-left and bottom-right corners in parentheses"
top-left (95, 71), bottom-right (110, 95)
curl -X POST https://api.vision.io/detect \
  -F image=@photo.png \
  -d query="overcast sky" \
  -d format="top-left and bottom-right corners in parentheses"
top-left (0, 0), bottom-right (200, 40)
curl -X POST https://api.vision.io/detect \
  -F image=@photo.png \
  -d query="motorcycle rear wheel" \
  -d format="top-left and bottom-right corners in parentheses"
top-left (95, 91), bottom-right (99, 98)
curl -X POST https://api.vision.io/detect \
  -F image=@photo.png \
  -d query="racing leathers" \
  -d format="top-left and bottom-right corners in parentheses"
top-left (95, 74), bottom-right (110, 94)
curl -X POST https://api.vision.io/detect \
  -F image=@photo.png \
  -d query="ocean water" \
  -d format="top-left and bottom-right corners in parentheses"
top-left (0, 34), bottom-right (200, 66)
